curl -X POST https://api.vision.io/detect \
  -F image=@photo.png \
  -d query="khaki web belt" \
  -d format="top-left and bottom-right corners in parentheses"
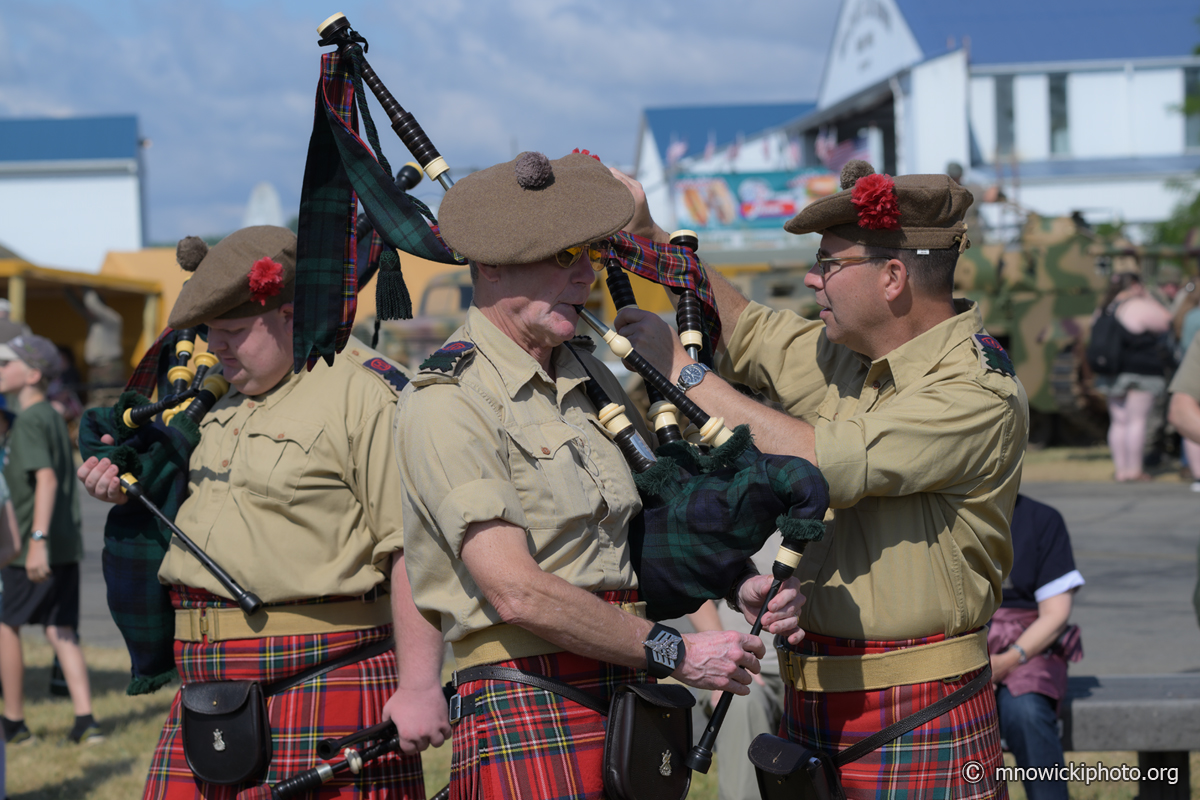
top-left (779, 629), bottom-right (989, 692)
top-left (175, 598), bottom-right (392, 643)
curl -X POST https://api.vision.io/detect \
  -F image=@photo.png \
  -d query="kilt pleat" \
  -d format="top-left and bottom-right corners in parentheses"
top-left (450, 586), bottom-right (646, 800)
top-left (143, 588), bottom-right (424, 800)
top-left (781, 631), bottom-right (1006, 800)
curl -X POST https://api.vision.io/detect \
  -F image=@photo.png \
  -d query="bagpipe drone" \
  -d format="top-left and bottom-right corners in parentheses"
top-left (295, 12), bottom-right (832, 778)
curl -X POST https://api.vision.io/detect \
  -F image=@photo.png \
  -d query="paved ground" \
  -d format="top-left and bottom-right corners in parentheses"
top-left (64, 481), bottom-right (1200, 676)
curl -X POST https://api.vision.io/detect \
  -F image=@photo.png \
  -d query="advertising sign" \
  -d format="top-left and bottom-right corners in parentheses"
top-left (671, 169), bottom-right (838, 231)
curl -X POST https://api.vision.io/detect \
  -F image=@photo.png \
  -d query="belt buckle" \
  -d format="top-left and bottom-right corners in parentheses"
top-left (448, 693), bottom-right (463, 725)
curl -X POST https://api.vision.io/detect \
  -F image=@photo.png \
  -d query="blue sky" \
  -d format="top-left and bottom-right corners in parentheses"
top-left (0, 1), bottom-right (838, 243)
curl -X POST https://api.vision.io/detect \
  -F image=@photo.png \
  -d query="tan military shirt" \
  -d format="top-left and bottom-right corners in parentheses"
top-left (395, 307), bottom-right (645, 647)
top-left (721, 300), bottom-right (1027, 641)
top-left (160, 336), bottom-right (409, 602)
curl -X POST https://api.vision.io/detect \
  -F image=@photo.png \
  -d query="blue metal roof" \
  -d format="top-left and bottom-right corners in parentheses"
top-left (643, 103), bottom-right (815, 162)
top-left (0, 115), bottom-right (140, 163)
top-left (896, 0), bottom-right (1198, 66)
top-left (971, 154), bottom-right (1200, 182)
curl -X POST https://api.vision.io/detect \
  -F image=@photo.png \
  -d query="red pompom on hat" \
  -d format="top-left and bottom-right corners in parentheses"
top-left (851, 173), bottom-right (901, 230)
top-left (248, 257), bottom-right (285, 305)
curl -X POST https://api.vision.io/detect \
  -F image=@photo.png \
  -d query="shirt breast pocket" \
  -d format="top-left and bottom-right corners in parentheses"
top-left (505, 422), bottom-right (597, 529)
top-left (240, 418), bottom-right (324, 503)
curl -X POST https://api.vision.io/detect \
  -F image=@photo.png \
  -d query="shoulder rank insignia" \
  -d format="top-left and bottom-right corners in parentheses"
top-left (419, 341), bottom-right (476, 374)
top-left (567, 334), bottom-right (596, 353)
top-left (974, 333), bottom-right (1014, 377)
top-left (363, 357), bottom-right (410, 393)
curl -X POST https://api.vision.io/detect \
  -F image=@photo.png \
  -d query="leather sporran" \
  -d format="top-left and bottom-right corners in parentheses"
top-left (749, 733), bottom-right (844, 800)
top-left (180, 681), bottom-right (272, 785)
top-left (602, 683), bottom-right (695, 800)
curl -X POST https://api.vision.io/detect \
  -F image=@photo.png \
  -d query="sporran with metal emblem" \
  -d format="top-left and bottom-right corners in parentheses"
top-left (180, 680), bottom-right (272, 785)
top-left (602, 683), bottom-right (695, 800)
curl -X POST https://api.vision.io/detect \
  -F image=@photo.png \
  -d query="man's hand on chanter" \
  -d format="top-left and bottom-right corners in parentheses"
top-left (738, 574), bottom-right (807, 645)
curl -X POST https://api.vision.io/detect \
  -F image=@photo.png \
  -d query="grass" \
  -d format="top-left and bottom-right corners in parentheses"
top-left (4, 638), bottom-right (1196, 798)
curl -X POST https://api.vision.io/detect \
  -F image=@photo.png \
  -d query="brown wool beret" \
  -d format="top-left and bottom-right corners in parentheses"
top-left (168, 226), bottom-right (297, 329)
top-left (437, 151), bottom-right (635, 265)
top-left (785, 161), bottom-right (973, 251)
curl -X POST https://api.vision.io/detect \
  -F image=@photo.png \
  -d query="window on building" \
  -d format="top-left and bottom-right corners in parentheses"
top-left (1186, 68), bottom-right (1200, 149)
top-left (1049, 73), bottom-right (1069, 155)
top-left (995, 75), bottom-right (1015, 157)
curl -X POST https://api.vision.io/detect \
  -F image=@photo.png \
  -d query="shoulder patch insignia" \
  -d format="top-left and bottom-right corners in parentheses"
top-left (419, 341), bottom-right (476, 374)
top-left (567, 334), bottom-right (597, 353)
top-left (363, 357), bottom-right (410, 393)
top-left (974, 334), bottom-right (1014, 377)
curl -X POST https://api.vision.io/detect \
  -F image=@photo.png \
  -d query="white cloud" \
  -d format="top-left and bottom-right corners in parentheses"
top-left (0, 0), bottom-right (837, 241)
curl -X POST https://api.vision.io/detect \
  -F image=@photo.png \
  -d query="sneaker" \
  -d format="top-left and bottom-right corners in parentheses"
top-left (3, 718), bottom-right (33, 745)
top-left (68, 723), bottom-right (104, 745)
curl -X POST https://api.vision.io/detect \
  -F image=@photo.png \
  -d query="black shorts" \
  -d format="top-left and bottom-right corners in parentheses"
top-left (0, 563), bottom-right (80, 628)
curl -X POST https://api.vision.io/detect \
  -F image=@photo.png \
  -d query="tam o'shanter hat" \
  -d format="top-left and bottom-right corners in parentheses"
top-left (437, 150), bottom-right (635, 265)
top-left (168, 226), bottom-right (297, 329)
top-left (786, 160), bottom-right (973, 252)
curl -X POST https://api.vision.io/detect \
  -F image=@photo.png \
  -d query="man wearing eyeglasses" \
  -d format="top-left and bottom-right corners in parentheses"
top-left (616, 161), bottom-right (1027, 798)
top-left (393, 151), bottom-right (808, 800)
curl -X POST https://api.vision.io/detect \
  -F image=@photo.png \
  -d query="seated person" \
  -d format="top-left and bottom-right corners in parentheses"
top-left (988, 493), bottom-right (1084, 800)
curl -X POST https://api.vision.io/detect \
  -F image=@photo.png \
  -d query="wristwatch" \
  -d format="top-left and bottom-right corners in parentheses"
top-left (30, 530), bottom-right (46, 542)
top-left (677, 363), bottom-right (712, 393)
top-left (642, 623), bottom-right (686, 679)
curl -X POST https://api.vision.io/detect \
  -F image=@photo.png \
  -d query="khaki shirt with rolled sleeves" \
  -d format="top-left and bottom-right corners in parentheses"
top-left (395, 307), bottom-right (646, 649)
top-left (719, 299), bottom-right (1026, 642)
top-left (159, 336), bottom-right (409, 603)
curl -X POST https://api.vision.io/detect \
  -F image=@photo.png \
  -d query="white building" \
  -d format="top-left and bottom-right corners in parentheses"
top-left (0, 115), bottom-right (146, 272)
top-left (635, 0), bottom-right (1200, 252)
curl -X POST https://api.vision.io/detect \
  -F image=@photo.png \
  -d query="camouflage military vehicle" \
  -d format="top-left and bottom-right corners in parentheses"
top-left (955, 212), bottom-right (1111, 444)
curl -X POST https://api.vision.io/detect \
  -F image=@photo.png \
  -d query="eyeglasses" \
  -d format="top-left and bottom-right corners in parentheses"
top-left (555, 241), bottom-right (609, 270)
top-left (812, 252), bottom-right (884, 280)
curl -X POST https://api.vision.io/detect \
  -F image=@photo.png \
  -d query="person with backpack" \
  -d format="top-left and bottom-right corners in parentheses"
top-left (1089, 270), bottom-right (1172, 482)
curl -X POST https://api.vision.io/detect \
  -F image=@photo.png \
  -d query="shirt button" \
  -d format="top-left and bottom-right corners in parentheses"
top-left (247, 401), bottom-right (256, 409)
top-left (233, 428), bottom-right (239, 435)
top-left (277, 433), bottom-right (285, 440)
top-left (221, 459), bottom-right (229, 467)
top-left (872, 381), bottom-right (880, 390)
top-left (541, 446), bottom-right (551, 455)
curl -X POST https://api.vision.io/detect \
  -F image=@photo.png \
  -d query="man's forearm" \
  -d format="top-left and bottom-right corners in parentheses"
top-left (461, 521), bottom-right (654, 670)
top-left (1169, 392), bottom-right (1200, 443)
top-left (685, 373), bottom-right (818, 463)
top-left (390, 553), bottom-right (444, 690)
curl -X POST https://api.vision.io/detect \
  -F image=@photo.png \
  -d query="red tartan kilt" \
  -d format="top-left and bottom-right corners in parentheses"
top-left (450, 653), bottom-right (643, 800)
top-left (143, 588), bottom-right (424, 800)
top-left (781, 631), bottom-right (1006, 800)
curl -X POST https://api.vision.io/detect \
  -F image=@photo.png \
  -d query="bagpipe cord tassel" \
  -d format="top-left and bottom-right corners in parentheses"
top-left (376, 249), bottom-right (413, 321)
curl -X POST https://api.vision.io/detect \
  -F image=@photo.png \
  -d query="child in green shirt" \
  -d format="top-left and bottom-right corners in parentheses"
top-left (0, 335), bottom-right (99, 745)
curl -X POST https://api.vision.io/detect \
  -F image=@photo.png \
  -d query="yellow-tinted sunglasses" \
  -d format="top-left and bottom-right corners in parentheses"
top-left (555, 241), bottom-right (609, 270)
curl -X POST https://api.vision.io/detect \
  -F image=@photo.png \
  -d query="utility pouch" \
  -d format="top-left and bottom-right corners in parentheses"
top-left (602, 682), bottom-right (695, 800)
top-left (748, 733), bottom-right (844, 800)
top-left (180, 680), bottom-right (271, 786)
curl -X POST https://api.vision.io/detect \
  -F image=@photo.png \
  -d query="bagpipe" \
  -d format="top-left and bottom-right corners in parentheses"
top-left (295, 9), bottom-right (831, 783)
top-left (77, 328), bottom-right (239, 693)
top-left (233, 722), bottom-right (450, 800)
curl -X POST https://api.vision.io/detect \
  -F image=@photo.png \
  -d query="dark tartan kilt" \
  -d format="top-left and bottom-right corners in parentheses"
top-left (780, 630), bottom-right (1006, 800)
top-left (143, 587), bottom-right (424, 800)
top-left (450, 592), bottom-right (645, 800)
